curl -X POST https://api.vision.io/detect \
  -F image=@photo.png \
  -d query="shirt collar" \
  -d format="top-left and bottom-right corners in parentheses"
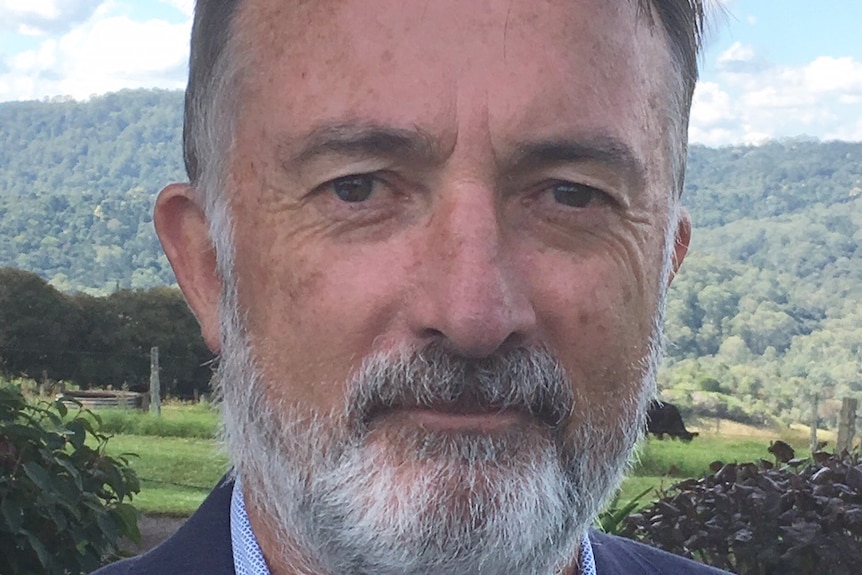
top-left (230, 476), bottom-right (271, 575)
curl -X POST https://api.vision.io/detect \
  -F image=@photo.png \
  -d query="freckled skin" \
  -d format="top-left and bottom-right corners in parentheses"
top-left (155, 0), bottom-right (691, 571)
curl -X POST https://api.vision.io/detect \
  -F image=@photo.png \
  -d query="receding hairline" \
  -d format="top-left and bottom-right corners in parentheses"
top-left (184, 0), bottom-right (706, 196)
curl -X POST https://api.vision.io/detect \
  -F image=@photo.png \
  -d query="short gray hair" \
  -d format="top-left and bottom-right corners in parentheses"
top-left (183, 0), bottom-right (242, 214)
top-left (182, 0), bottom-right (707, 226)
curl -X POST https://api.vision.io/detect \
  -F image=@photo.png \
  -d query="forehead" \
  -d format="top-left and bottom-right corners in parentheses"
top-left (231, 0), bottom-right (673, 184)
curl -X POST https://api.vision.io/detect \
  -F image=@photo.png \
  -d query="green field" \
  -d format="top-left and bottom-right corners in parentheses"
top-left (92, 402), bottom-right (220, 439)
top-left (91, 403), bottom-right (227, 515)
top-left (98, 405), bottom-right (828, 516)
top-left (105, 434), bottom-right (229, 516)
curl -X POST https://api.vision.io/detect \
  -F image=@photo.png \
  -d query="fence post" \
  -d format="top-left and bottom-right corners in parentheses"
top-left (836, 397), bottom-right (858, 454)
top-left (809, 394), bottom-right (819, 455)
top-left (149, 346), bottom-right (161, 417)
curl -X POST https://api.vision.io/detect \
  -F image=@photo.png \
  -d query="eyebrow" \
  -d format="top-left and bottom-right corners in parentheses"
top-left (284, 122), bottom-right (443, 169)
top-left (506, 136), bottom-right (647, 188)
top-left (280, 122), bottom-right (647, 189)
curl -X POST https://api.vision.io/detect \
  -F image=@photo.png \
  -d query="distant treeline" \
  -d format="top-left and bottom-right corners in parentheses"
top-left (0, 267), bottom-right (211, 397)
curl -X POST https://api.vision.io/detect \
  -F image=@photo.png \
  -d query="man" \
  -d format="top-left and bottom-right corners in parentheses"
top-left (96, 0), bottom-right (730, 573)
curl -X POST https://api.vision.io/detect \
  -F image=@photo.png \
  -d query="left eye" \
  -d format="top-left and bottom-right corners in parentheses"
top-left (551, 182), bottom-right (601, 208)
top-left (330, 175), bottom-right (376, 202)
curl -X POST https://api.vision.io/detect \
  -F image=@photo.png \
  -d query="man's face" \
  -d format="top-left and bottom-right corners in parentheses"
top-left (174, 0), bottom-right (689, 571)
top-left (227, 0), bottom-right (684, 430)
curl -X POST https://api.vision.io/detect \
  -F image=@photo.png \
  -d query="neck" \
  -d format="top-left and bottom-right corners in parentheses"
top-left (244, 489), bottom-right (326, 575)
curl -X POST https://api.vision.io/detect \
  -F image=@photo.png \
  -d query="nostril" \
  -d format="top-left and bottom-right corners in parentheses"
top-left (498, 330), bottom-right (528, 353)
top-left (419, 327), bottom-right (447, 343)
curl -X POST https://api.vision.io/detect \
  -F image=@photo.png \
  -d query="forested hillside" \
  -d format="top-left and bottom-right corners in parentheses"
top-left (0, 90), bottom-right (184, 292)
top-left (661, 143), bottom-right (861, 427)
top-left (1, 90), bottom-right (859, 426)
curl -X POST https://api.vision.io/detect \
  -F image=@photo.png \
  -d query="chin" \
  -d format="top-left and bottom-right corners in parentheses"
top-left (219, 315), bottom-right (645, 574)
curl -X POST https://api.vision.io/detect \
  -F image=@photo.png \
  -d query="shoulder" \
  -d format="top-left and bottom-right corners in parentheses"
top-left (91, 476), bottom-right (236, 575)
top-left (589, 530), bottom-right (734, 575)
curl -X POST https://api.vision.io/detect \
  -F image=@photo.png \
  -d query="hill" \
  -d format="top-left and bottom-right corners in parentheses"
top-left (1, 90), bottom-right (860, 425)
top-left (0, 90), bottom-right (184, 292)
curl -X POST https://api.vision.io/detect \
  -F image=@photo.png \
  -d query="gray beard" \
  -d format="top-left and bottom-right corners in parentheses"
top-left (215, 326), bottom-right (654, 574)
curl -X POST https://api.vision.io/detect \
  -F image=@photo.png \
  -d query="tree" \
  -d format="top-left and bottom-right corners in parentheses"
top-left (0, 268), bottom-right (74, 380)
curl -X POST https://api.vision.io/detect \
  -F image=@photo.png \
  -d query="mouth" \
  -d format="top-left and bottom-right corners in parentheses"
top-left (365, 401), bottom-right (530, 433)
top-left (407, 406), bottom-right (525, 431)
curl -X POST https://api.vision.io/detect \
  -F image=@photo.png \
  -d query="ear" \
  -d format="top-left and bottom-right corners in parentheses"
top-left (667, 206), bottom-right (691, 285)
top-left (154, 183), bottom-right (223, 353)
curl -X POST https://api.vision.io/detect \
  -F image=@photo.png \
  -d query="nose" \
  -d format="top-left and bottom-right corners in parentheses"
top-left (410, 181), bottom-right (537, 358)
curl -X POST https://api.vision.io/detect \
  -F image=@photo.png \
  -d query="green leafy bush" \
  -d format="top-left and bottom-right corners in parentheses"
top-left (596, 486), bottom-right (654, 535)
top-left (0, 384), bottom-right (141, 574)
top-left (621, 454), bottom-right (862, 575)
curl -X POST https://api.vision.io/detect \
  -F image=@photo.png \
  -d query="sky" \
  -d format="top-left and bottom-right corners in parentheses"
top-left (1, 0), bottom-right (860, 146)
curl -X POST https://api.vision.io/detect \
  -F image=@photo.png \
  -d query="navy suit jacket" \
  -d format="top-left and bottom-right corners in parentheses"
top-left (92, 477), bottom-right (732, 574)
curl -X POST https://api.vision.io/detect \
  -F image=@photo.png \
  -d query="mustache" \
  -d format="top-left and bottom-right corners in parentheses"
top-left (344, 343), bottom-right (575, 432)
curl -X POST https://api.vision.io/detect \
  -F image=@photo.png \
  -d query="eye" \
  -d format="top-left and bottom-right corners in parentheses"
top-left (551, 182), bottom-right (602, 208)
top-left (330, 174), bottom-right (376, 202)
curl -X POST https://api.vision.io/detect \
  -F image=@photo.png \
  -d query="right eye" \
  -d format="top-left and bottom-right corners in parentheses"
top-left (329, 174), bottom-right (377, 203)
top-left (550, 181), bottom-right (604, 208)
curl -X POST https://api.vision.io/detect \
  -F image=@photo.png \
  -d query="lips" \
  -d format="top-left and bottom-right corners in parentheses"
top-left (362, 392), bottom-right (561, 432)
top-left (361, 404), bottom-right (529, 439)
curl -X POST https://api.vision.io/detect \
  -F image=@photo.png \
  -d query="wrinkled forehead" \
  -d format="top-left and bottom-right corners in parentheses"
top-left (229, 0), bottom-right (674, 116)
top-left (226, 0), bottom-right (677, 193)
top-left (232, 0), bottom-right (666, 58)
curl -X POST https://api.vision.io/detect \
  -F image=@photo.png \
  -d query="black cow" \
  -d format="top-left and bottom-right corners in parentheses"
top-left (646, 400), bottom-right (698, 441)
top-left (768, 440), bottom-right (795, 463)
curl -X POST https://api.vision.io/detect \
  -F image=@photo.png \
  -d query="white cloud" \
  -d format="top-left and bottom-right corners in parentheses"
top-left (742, 86), bottom-right (814, 109)
top-left (160, 0), bottom-right (193, 17)
top-left (825, 117), bottom-right (862, 142)
top-left (716, 41), bottom-right (770, 74)
top-left (718, 41), bottom-right (757, 65)
top-left (2, 0), bottom-right (63, 19)
top-left (691, 81), bottom-right (735, 125)
top-left (0, 0), bottom-right (103, 35)
top-left (9, 39), bottom-right (57, 70)
top-left (741, 130), bottom-right (771, 146)
top-left (0, 8), bottom-right (191, 101)
top-left (688, 125), bottom-right (738, 148)
top-left (690, 49), bottom-right (862, 145)
top-left (804, 56), bottom-right (862, 95)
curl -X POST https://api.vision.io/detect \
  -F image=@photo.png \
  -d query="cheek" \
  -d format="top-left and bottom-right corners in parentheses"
top-left (231, 215), bottom-right (416, 409)
top-left (537, 255), bottom-right (657, 440)
top-left (528, 243), bottom-right (661, 395)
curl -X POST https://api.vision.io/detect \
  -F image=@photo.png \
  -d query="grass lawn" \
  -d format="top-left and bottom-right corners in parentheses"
top-left (633, 435), bottom-right (768, 477)
top-left (103, 434), bottom-right (229, 516)
top-left (93, 402), bottom-right (219, 439)
top-left (617, 436), bottom-right (775, 511)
